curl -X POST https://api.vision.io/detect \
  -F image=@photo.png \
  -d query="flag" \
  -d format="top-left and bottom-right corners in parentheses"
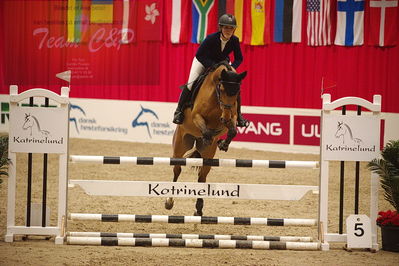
top-left (67, 0), bottom-right (91, 43)
top-left (367, 0), bottom-right (398, 47)
top-left (120, 0), bottom-right (137, 44)
top-left (91, 0), bottom-right (113, 23)
top-left (137, 0), bottom-right (163, 41)
top-left (244, 0), bottom-right (271, 45)
top-left (306, 0), bottom-right (332, 46)
top-left (217, 0), bottom-right (244, 41)
top-left (191, 0), bottom-right (217, 43)
top-left (274, 0), bottom-right (302, 43)
top-left (335, 0), bottom-right (365, 46)
top-left (90, 0), bottom-right (114, 42)
top-left (171, 0), bottom-right (191, 43)
top-left (121, 0), bottom-right (130, 43)
top-left (56, 70), bottom-right (72, 83)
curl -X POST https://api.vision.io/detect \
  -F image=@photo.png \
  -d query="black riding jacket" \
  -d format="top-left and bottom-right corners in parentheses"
top-left (195, 32), bottom-right (243, 69)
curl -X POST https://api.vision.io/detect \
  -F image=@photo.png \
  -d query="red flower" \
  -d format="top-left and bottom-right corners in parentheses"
top-left (377, 210), bottom-right (399, 226)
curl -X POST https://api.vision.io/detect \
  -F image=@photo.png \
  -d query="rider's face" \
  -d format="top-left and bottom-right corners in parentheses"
top-left (221, 26), bottom-right (235, 40)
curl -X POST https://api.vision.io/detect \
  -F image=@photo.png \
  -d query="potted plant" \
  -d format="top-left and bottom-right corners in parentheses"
top-left (368, 140), bottom-right (399, 252)
top-left (0, 135), bottom-right (10, 185)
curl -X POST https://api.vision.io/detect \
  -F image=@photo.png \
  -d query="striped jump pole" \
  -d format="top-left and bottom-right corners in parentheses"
top-left (66, 237), bottom-right (320, 250)
top-left (70, 155), bottom-right (319, 169)
top-left (67, 231), bottom-right (314, 242)
top-left (68, 213), bottom-right (317, 226)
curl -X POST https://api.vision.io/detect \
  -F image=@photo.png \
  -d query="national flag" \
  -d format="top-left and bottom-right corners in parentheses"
top-left (217, 0), bottom-right (244, 41)
top-left (90, 0), bottom-right (114, 42)
top-left (244, 0), bottom-right (271, 45)
top-left (67, 0), bottom-right (91, 43)
top-left (191, 0), bottom-right (217, 43)
top-left (91, 0), bottom-right (114, 23)
top-left (367, 0), bottom-right (398, 47)
top-left (137, 0), bottom-right (163, 41)
top-left (121, 0), bottom-right (130, 43)
top-left (274, 0), bottom-right (303, 43)
top-left (334, 0), bottom-right (365, 46)
top-left (171, 0), bottom-right (191, 43)
top-left (306, 0), bottom-right (332, 46)
top-left (119, 0), bottom-right (138, 44)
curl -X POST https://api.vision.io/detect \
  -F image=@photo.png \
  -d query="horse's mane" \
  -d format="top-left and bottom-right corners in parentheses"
top-left (208, 60), bottom-right (233, 73)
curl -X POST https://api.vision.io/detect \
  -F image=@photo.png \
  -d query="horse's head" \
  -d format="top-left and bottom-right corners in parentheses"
top-left (217, 68), bottom-right (247, 125)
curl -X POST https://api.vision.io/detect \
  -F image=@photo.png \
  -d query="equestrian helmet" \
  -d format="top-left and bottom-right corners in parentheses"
top-left (218, 14), bottom-right (237, 28)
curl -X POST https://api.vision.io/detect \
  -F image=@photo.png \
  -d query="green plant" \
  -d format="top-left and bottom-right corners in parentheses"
top-left (368, 140), bottom-right (399, 213)
top-left (0, 135), bottom-right (10, 184)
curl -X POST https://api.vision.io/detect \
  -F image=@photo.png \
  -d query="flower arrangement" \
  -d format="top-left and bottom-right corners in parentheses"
top-left (377, 210), bottom-right (399, 227)
top-left (368, 140), bottom-right (399, 227)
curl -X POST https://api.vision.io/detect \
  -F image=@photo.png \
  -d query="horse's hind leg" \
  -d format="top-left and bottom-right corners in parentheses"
top-left (194, 143), bottom-right (217, 216)
top-left (165, 129), bottom-right (195, 210)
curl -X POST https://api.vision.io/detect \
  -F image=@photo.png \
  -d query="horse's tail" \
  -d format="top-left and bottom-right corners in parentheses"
top-left (184, 148), bottom-right (202, 172)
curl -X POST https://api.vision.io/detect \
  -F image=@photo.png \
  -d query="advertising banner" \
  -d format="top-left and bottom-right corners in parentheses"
top-left (235, 114), bottom-right (290, 144)
top-left (69, 98), bottom-right (175, 144)
top-left (294, 115), bottom-right (320, 146)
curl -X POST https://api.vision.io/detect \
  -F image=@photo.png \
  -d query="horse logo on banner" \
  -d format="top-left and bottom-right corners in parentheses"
top-left (131, 105), bottom-right (159, 138)
top-left (22, 113), bottom-right (50, 137)
top-left (335, 121), bottom-right (363, 145)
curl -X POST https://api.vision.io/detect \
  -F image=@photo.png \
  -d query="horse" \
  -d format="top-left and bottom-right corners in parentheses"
top-left (335, 121), bottom-right (363, 145)
top-left (165, 62), bottom-right (247, 216)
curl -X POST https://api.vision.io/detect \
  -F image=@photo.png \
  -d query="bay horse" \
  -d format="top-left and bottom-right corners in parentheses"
top-left (165, 62), bottom-right (247, 216)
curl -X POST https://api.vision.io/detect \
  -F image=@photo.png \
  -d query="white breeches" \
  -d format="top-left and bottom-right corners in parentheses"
top-left (187, 57), bottom-right (205, 91)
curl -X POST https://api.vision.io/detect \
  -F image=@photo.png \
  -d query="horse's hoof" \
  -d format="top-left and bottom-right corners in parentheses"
top-left (193, 211), bottom-right (202, 216)
top-left (217, 140), bottom-right (229, 152)
top-left (165, 198), bottom-right (174, 210)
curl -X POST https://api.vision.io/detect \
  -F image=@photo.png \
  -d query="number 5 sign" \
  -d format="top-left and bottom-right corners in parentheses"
top-left (346, 215), bottom-right (372, 249)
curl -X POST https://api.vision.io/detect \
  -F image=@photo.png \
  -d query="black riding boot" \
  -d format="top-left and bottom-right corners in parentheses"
top-left (237, 94), bottom-right (250, 127)
top-left (173, 87), bottom-right (192, 124)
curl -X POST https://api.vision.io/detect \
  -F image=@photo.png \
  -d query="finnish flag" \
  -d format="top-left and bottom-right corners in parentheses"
top-left (335, 0), bottom-right (365, 46)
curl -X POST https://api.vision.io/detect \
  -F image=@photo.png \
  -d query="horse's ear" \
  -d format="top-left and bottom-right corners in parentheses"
top-left (238, 71), bottom-right (247, 80)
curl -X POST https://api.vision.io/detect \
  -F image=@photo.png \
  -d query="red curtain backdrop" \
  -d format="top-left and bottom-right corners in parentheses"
top-left (1, 0), bottom-right (398, 113)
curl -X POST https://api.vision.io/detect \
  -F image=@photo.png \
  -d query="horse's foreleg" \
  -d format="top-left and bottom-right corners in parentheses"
top-left (192, 114), bottom-right (215, 146)
top-left (217, 126), bottom-right (237, 152)
top-left (194, 143), bottom-right (216, 216)
top-left (165, 165), bottom-right (181, 210)
top-left (166, 128), bottom-right (193, 210)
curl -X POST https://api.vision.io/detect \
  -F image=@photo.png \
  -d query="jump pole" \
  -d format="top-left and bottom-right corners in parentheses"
top-left (67, 237), bottom-right (320, 250)
top-left (68, 213), bottom-right (317, 226)
top-left (67, 231), bottom-right (313, 242)
top-left (70, 155), bottom-right (319, 169)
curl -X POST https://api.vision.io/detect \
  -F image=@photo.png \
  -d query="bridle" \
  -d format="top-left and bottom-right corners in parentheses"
top-left (215, 80), bottom-right (241, 109)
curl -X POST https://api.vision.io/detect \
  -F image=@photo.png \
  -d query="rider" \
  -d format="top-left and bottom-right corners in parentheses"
top-left (172, 14), bottom-right (249, 127)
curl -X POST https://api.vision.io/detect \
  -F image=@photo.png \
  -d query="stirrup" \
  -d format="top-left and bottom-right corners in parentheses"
top-left (237, 117), bottom-right (250, 127)
top-left (173, 110), bottom-right (184, 124)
